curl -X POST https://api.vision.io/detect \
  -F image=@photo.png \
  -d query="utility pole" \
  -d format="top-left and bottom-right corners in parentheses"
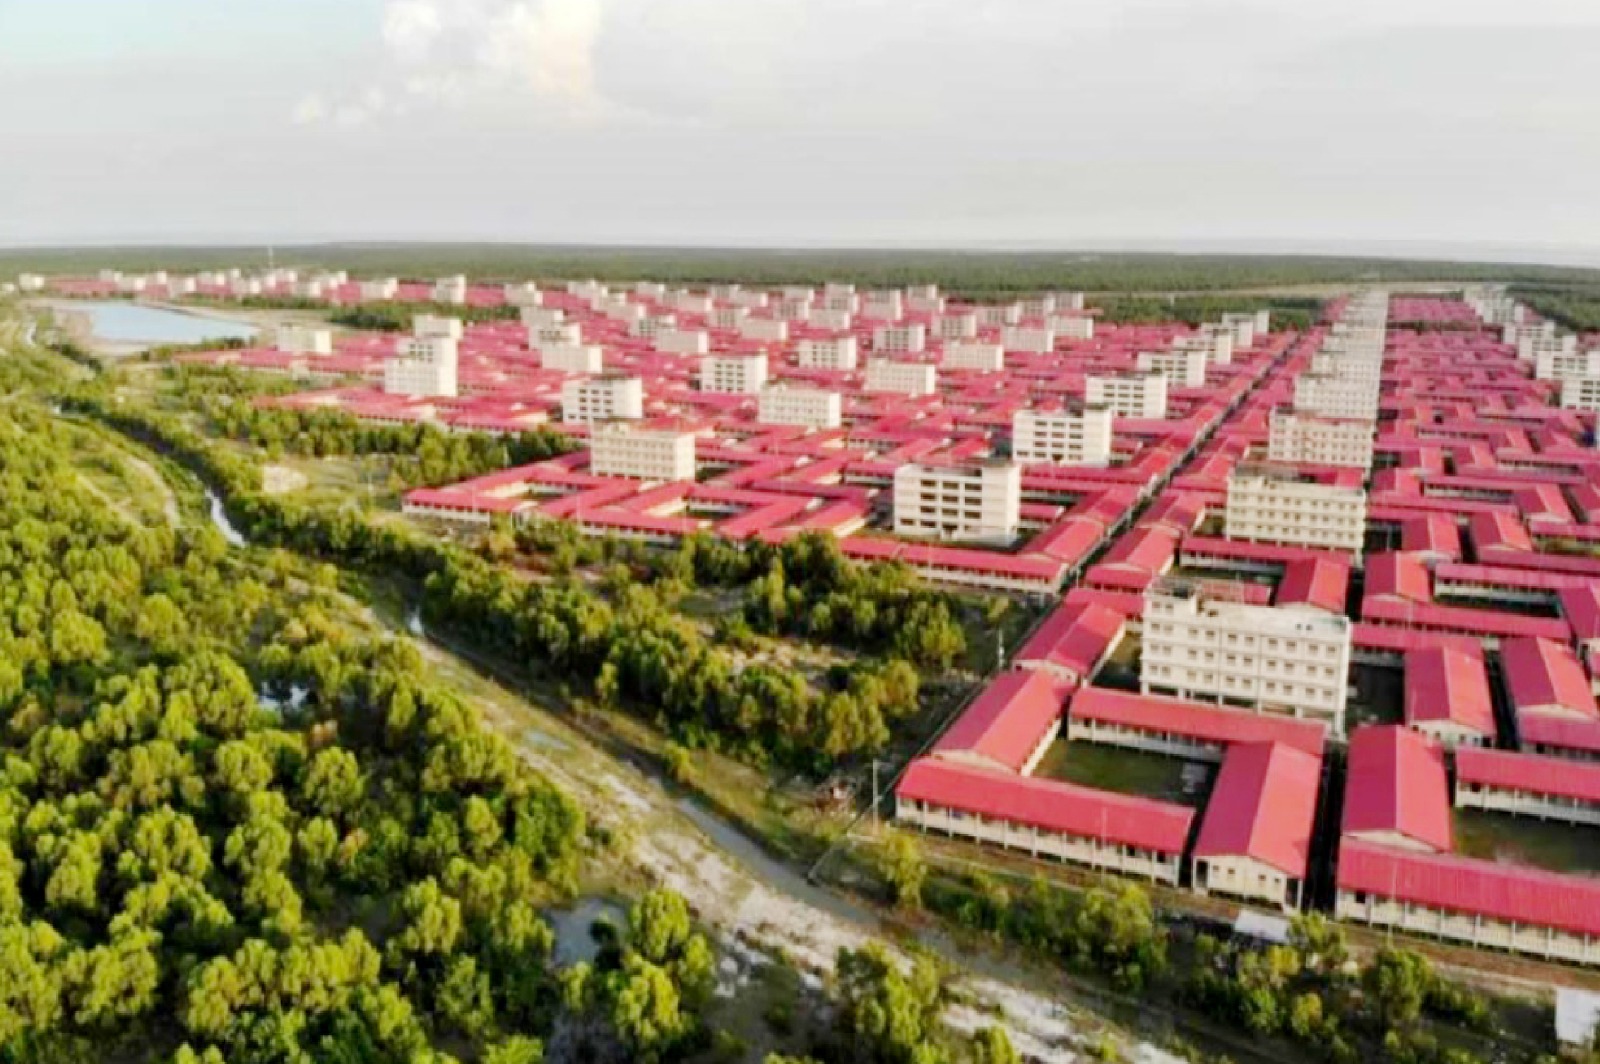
top-left (870, 759), bottom-right (880, 833)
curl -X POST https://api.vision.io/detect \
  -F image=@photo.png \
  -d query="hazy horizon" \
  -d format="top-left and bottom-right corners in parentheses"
top-left (5, 1), bottom-right (1600, 260)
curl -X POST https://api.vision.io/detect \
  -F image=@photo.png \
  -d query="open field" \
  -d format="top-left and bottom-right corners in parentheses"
top-left (1034, 740), bottom-right (1211, 807)
top-left (1454, 810), bottom-right (1600, 877)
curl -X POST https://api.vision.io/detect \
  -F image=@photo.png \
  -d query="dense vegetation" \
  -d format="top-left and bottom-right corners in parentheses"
top-left (1508, 284), bottom-right (1600, 333)
top-left (1090, 294), bottom-right (1322, 332)
top-left (912, 850), bottom-right (1584, 1064)
top-left (0, 400), bottom-right (588, 1062)
top-left (195, 389), bottom-right (576, 489)
top-left (63, 381), bottom-right (966, 778)
top-left (9, 245), bottom-right (1600, 298)
top-left (328, 304), bottom-right (522, 332)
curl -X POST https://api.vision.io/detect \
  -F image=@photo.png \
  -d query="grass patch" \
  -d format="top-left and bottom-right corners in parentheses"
top-left (1345, 664), bottom-right (1404, 729)
top-left (1453, 809), bottom-right (1600, 876)
top-left (1033, 741), bottom-right (1210, 807)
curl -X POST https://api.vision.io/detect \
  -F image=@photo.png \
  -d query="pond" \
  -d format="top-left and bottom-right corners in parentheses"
top-left (548, 896), bottom-right (628, 966)
top-left (45, 300), bottom-right (257, 347)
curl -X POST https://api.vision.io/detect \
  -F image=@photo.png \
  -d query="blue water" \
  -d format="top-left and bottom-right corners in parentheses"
top-left (53, 301), bottom-right (257, 346)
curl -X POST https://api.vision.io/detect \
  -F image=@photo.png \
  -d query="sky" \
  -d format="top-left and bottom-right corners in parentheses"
top-left (2, 0), bottom-right (1599, 259)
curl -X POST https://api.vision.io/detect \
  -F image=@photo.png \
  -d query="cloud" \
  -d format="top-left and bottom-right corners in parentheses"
top-left (291, 94), bottom-right (329, 125)
top-left (384, 0), bottom-right (606, 113)
top-left (294, 0), bottom-right (608, 128)
top-left (477, 0), bottom-right (603, 107)
top-left (382, 0), bottom-right (445, 61)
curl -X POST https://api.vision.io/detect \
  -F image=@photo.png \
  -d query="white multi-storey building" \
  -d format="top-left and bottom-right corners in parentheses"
top-left (700, 353), bottom-right (769, 394)
top-left (1521, 332), bottom-right (1577, 363)
top-left (758, 384), bottom-right (843, 429)
top-left (655, 328), bottom-right (710, 356)
top-left (978, 304), bottom-right (1022, 327)
top-left (712, 306), bottom-right (748, 331)
top-left (1137, 345), bottom-right (1208, 389)
top-left (872, 323), bottom-right (927, 354)
top-left (275, 325), bottom-right (334, 356)
top-left (942, 342), bottom-right (1005, 372)
top-left (532, 323), bottom-right (584, 348)
top-left (1087, 373), bottom-right (1169, 419)
top-left (737, 317), bottom-right (789, 343)
top-left (504, 282), bottom-right (541, 306)
top-left (633, 281), bottom-right (667, 300)
top-left (1001, 326), bottom-right (1055, 354)
top-left (384, 336), bottom-right (459, 398)
top-left (1141, 580), bottom-right (1352, 733)
top-left (1055, 291), bottom-right (1087, 312)
top-left (630, 314), bottom-right (677, 340)
top-left (862, 291), bottom-right (904, 321)
top-left (797, 335), bottom-right (859, 371)
top-left (893, 461), bottom-right (1022, 544)
top-left (359, 278), bottom-right (399, 300)
top-left (1049, 314), bottom-right (1095, 340)
top-left (1195, 324), bottom-right (1237, 364)
top-left (1266, 409), bottom-right (1375, 470)
top-left (1219, 312), bottom-right (1260, 349)
top-left (589, 422), bottom-right (696, 481)
top-left (1012, 406), bottom-right (1114, 466)
top-left (1225, 468), bottom-right (1367, 553)
top-left (540, 344), bottom-right (605, 373)
top-left (561, 375), bottom-right (645, 424)
top-left (1293, 373), bottom-right (1380, 421)
top-left (414, 315), bottom-right (464, 341)
top-left (602, 300), bottom-right (646, 326)
top-left (432, 276), bottom-right (468, 304)
top-left (669, 291), bottom-right (713, 316)
top-left (806, 307), bottom-right (854, 331)
top-left (17, 273), bottom-right (46, 292)
top-left (1536, 347), bottom-right (1600, 382)
top-left (936, 313), bottom-right (979, 341)
top-left (522, 306), bottom-right (565, 329)
top-left (907, 291), bottom-right (945, 314)
top-left (864, 359), bottom-right (938, 397)
top-left (1310, 345), bottom-right (1384, 383)
top-left (1560, 376), bottom-right (1600, 412)
top-left (772, 297), bottom-right (812, 321)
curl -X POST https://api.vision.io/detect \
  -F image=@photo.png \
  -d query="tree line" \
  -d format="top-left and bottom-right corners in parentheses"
top-left (64, 391), bottom-right (956, 776)
top-left (0, 399), bottom-right (589, 1062)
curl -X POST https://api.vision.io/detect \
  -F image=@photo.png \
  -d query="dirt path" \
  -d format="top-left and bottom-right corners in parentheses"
top-left (120, 450), bottom-right (181, 526)
top-left (405, 625), bottom-right (1146, 1062)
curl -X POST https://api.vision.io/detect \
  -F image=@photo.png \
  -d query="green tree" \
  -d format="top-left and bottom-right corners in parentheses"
top-left (879, 830), bottom-right (927, 911)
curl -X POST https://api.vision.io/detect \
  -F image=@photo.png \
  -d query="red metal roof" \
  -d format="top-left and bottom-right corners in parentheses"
top-left (1193, 742), bottom-right (1322, 877)
top-left (1399, 513), bottom-right (1461, 560)
top-left (1276, 556), bottom-right (1350, 614)
top-left (1500, 637), bottom-right (1599, 719)
top-left (1519, 713), bottom-right (1600, 756)
top-left (1068, 687), bottom-right (1327, 757)
top-left (1341, 726), bottom-right (1453, 853)
top-left (1364, 552), bottom-right (1432, 604)
top-left (1012, 602), bottom-right (1127, 681)
top-left (933, 671), bottom-right (1071, 774)
top-left (1337, 839), bottom-right (1600, 939)
top-left (895, 756), bottom-right (1196, 855)
top-left (1560, 584), bottom-right (1600, 645)
top-left (1403, 646), bottom-right (1496, 738)
top-left (1455, 746), bottom-right (1600, 805)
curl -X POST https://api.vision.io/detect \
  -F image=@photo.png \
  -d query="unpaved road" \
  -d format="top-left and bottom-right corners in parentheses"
top-left (414, 627), bottom-right (1160, 1062)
